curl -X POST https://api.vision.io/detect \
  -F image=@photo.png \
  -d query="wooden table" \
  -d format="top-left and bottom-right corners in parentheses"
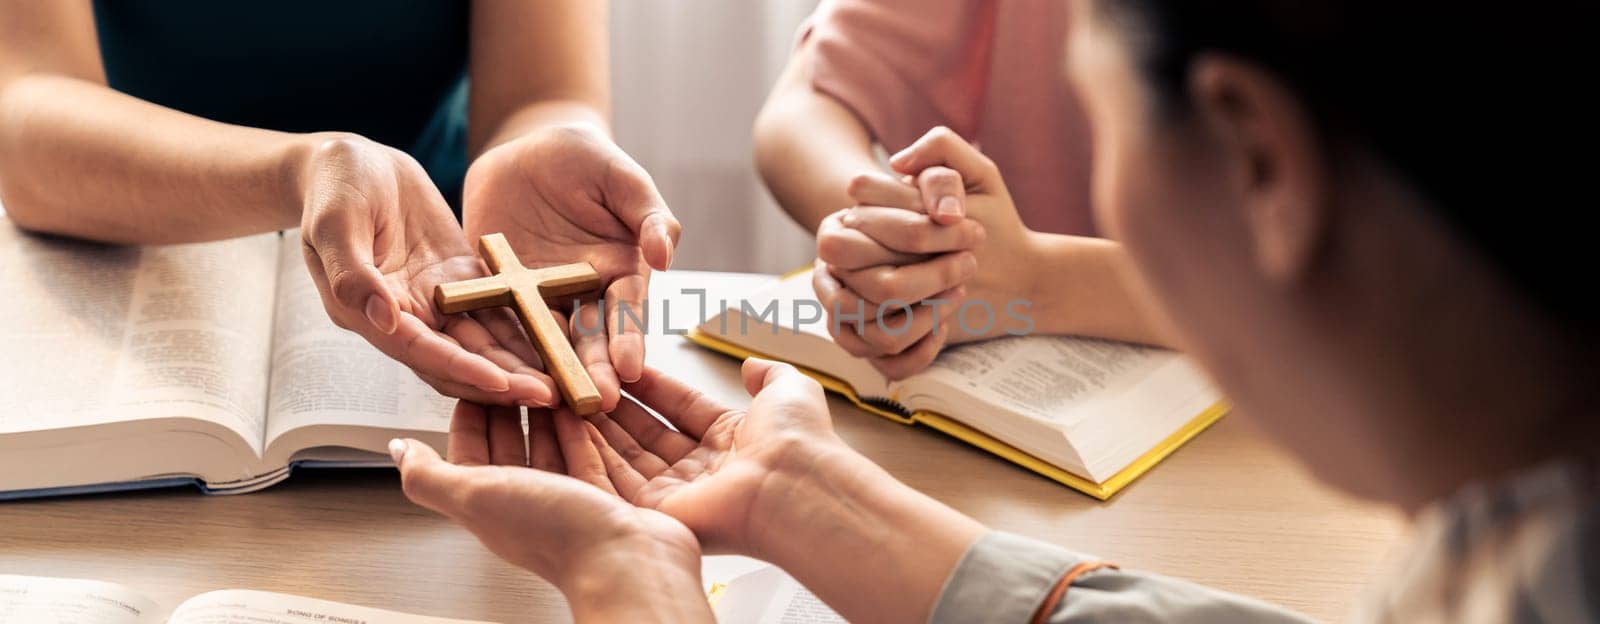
top-left (0, 271), bottom-right (1406, 622)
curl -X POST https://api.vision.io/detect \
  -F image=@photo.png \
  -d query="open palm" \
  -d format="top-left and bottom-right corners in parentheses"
top-left (464, 124), bottom-right (681, 409)
top-left (393, 401), bottom-right (702, 593)
top-left (577, 359), bottom-right (842, 554)
top-left (298, 136), bottom-right (557, 406)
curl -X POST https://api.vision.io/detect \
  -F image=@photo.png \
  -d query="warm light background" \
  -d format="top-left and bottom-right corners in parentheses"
top-left (610, 1), bottom-right (820, 274)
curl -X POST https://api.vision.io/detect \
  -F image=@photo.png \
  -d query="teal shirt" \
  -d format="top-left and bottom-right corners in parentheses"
top-left (92, 0), bottom-right (471, 208)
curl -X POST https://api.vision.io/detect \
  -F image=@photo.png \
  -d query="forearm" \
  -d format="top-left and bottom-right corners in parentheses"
top-left (563, 543), bottom-right (714, 624)
top-left (750, 445), bottom-right (986, 623)
top-left (468, 0), bottom-right (610, 156)
top-left (753, 48), bottom-right (881, 233)
top-left (1022, 234), bottom-right (1176, 347)
top-left (0, 74), bottom-right (313, 243)
top-left (474, 98), bottom-right (610, 156)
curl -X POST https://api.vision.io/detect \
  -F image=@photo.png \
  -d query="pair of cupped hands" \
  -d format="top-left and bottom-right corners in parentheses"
top-left (296, 122), bottom-right (679, 413)
top-left (371, 127), bottom-right (1031, 599)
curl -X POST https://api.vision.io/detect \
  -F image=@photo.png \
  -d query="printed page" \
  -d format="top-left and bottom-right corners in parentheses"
top-left (264, 233), bottom-right (454, 446)
top-left (0, 574), bottom-right (162, 624)
top-left (712, 565), bottom-right (844, 624)
top-left (911, 335), bottom-right (1217, 480)
top-left (0, 223), bottom-right (278, 451)
top-left (916, 336), bottom-right (1171, 427)
top-left (168, 590), bottom-right (491, 624)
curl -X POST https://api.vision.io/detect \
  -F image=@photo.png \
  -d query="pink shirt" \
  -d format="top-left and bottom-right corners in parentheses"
top-left (802, 0), bottom-right (1093, 236)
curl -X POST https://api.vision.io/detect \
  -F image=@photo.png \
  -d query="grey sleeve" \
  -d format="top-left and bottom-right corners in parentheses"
top-left (928, 532), bottom-right (1319, 624)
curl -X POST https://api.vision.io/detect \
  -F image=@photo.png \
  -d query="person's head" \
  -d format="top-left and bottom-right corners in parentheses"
top-left (1065, 0), bottom-right (1596, 509)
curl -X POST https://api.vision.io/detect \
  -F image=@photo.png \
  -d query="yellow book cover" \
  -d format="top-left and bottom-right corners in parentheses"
top-left (684, 270), bottom-right (1228, 500)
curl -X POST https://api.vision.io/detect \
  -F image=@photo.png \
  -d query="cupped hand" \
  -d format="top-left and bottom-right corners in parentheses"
top-left (575, 359), bottom-right (848, 555)
top-left (296, 134), bottom-right (558, 407)
top-left (392, 401), bottom-right (703, 597)
top-left (464, 123), bottom-right (681, 411)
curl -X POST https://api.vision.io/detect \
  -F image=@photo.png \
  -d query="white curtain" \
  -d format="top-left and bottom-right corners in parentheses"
top-left (610, 1), bottom-right (820, 275)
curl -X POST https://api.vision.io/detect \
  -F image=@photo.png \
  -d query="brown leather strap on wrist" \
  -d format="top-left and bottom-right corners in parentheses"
top-left (1029, 561), bottom-right (1118, 624)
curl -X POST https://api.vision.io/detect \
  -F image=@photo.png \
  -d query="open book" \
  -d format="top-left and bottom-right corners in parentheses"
top-left (687, 270), bottom-right (1227, 499)
top-left (0, 574), bottom-right (489, 624)
top-left (0, 568), bottom-right (827, 624)
top-left (710, 564), bottom-right (843, 624)
top-left (0, 221), bottom-right (453, 499)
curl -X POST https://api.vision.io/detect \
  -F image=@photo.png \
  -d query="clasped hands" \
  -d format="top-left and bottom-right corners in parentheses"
top-left (295, 123), bottom-right (678, 412)
top-left (814, 127), bottom-right (1043, 379)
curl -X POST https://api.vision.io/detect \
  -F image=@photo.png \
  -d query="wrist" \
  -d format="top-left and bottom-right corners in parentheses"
top-left (562, 538), bottom-right (709, 622)
top-left (280, 131), bottom-right (366, 227)
top-left (476, 103), bottom-right (611, 156)
top-left (999, 230), bottom-right (1054, 316)
top-left (743, 438), bottom-right (869, 560)
top-left (745, 437), bottom-right (982, 560)
top-left (744, 438), bottom-right (986, 623)
top-left (960, 231), bottom-right (1053, 342)
top-left (1015, 231), bottom-right (1069, 329)
top-left (1025, 235), bottom-right (1172, 345)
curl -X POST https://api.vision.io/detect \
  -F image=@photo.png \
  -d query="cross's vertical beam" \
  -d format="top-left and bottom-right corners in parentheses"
top-left (512, 280), bottom-right (602, 415)
top-left (477, 233), bottom-right (524, 276)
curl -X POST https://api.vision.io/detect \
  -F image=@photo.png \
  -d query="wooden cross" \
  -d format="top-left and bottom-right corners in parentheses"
top-left (434, 233), bottom-right (603, 415)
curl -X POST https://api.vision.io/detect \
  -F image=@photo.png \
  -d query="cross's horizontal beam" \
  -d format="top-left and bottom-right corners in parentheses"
top-left (436, 275), bottom-right (511, 314)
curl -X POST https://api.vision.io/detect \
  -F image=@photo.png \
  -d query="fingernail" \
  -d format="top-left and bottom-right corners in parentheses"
top-left (937, 196), bottom-right (962, 217)
top-left (474, 378), bottom-right (511, 393)
top-left (387, 438), bottom-right (408, 465)
top-left (840, 209), bottom-right (858, 227)
top-left (365, 295), bottom-right (397, 335)
top-left (653, 221), bottom-right (676, 270)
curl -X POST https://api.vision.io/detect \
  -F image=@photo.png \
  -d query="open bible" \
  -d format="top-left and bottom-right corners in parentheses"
top-left (710, 564), bottom-right (843, 623)
top-left (687, 270), bottom-right (1227, 499)
top-left (0, 574), bottom-right (489, 623)
top-left (0, 221), bottom-right (453, 499)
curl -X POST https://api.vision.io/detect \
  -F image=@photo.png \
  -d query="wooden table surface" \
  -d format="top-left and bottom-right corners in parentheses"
top-left (0, 271), bottom-right (1407, 623)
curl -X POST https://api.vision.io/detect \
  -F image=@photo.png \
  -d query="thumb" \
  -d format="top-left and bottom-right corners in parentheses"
top-left (740, 358), bottom-right (821, 401)
top-left (391, 438), bottom-right (469, 516)
top-left (915, 166), bottom-right (967, 226)
top-left (741, 359), bottom-right (832, 436)
top-left (740, 357), bottom-right (782, 396)
top-left (887, 126), bottom-right (1000, 195)
top-left (602, 153), bottom-right (682, 271)
top-left (303, 229), bottom-right (400, 335)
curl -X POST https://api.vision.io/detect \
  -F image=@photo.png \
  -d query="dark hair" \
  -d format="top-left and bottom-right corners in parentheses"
top-left (1093, 1), bottom-right (1591, 322)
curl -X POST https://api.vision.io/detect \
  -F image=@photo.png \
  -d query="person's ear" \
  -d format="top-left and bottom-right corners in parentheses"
top-left (1188, 55), bottom-right (1328, 285)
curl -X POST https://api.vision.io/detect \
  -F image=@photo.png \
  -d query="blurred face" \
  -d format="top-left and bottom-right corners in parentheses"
top-left (1064, 1), bottom-right (1394, 498)
top-left (1063, 2), bottom-right (1255, 379)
